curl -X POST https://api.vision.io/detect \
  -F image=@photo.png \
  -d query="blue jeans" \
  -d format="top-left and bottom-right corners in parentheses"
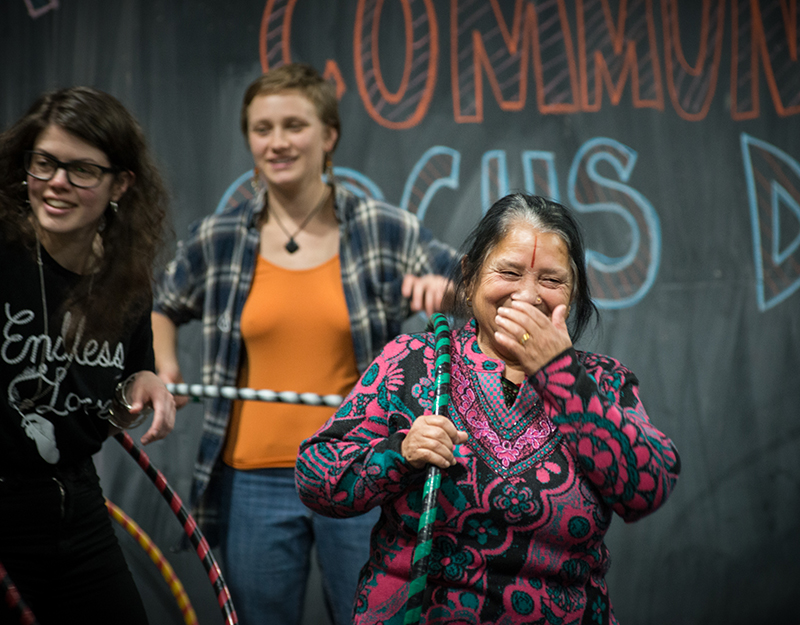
top-left (218, 466), bottom-right (379, 625)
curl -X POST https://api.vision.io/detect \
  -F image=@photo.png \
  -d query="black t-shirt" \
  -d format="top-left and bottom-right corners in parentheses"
top-left (0, 235), bottom-right (155, 474)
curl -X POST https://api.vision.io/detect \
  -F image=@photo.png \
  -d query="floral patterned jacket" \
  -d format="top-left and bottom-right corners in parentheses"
top-left (296, 320), bottom-right (680, 625)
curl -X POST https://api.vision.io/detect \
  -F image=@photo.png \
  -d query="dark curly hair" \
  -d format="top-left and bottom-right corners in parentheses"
top-left (0, 86), bottom-right (169, 342)
top-left (450, 193), bottom-right (598, 343)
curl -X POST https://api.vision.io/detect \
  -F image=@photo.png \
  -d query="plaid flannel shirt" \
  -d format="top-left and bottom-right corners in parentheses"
top-left (153, 184), bottom-right (459, 544)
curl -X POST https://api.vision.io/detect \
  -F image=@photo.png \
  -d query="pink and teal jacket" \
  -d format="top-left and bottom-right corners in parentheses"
top-left (296, 320), bottom-right (680, 625)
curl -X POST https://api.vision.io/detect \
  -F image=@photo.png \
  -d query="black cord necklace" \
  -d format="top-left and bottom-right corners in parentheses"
top-left (17, 239), bottom-right (93, 410)
top-left (269, 186), bottom-right (331, 254)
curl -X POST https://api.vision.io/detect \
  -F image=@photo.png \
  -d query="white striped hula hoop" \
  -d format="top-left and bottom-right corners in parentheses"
top-left (166, 383), bottom-right (344, 408)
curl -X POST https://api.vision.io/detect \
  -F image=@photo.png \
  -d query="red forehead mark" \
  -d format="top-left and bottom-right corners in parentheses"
top-left (530, 236), bottom-right (538, 268)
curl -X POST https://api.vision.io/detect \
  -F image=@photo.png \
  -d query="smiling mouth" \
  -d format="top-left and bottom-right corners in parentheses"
top-left (44, 198), bottom-right (74, 210)
top-left (269, 156), bottom-right (296, 166)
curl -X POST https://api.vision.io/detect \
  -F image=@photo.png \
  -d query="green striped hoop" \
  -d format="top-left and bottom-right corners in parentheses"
top-left (403, 312), bottom-right (452, 624)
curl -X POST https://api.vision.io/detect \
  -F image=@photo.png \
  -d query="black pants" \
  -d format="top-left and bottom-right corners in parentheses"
top-left (0, 460), bottom-right (148, 625)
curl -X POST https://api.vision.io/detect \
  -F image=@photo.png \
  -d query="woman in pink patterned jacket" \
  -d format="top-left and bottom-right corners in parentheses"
top-left (296, 193), bottom-right (680, 625)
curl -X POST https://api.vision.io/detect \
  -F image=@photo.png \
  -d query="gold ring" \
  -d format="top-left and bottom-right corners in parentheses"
top-left (520, 332), bottom-right (530, 345)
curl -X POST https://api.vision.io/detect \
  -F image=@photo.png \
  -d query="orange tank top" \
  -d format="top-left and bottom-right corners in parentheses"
top-left (222, 254), bottom-right (360, 469)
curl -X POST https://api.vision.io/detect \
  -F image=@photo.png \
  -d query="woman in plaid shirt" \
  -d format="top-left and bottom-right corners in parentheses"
top-left (152, 63), bottom-right (458, 625)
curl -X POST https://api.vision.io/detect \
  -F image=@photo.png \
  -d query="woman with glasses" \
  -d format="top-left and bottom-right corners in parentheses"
top-left (0, 86), bottom-right (176, 624)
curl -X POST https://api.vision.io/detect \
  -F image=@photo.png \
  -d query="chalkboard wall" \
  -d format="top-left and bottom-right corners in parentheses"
top-left (3, 1), bottom-right (799, 623)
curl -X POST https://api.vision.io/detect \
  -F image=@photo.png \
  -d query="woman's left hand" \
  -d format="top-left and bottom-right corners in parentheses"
top-left (402, 274), bottom-right (451, 317)
top-left (494, 300), bottom-right (573, 375)
top-left (116, 371), bottom-right (177, 445)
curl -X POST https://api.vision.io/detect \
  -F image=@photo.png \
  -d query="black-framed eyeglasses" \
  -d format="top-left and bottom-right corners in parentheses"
top-left (24, 151), bottom-right (118, 189)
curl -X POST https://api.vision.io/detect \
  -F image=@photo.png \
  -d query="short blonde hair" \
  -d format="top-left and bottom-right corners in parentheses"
top-left (240, 63), bottom-right (341, 153)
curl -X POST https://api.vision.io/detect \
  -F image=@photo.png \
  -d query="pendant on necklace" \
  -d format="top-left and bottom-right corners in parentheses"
top-left (285, 239), bottom-right (299, 254)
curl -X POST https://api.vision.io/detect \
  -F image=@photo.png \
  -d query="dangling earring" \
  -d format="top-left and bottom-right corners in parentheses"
top-left (324, 154), bottom-right (334, 182)
top-left (109, 201), bottom-right (119, 213)
top-left (466, 297), bottom-right (472, 307)
top-left (251, 167), bottom-right (261, 193)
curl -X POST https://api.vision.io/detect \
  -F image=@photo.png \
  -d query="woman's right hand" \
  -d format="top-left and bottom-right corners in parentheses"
top-left (156, 364), bottom-right (190, 409)
top-left (401, 414), bottom-right (468, 469)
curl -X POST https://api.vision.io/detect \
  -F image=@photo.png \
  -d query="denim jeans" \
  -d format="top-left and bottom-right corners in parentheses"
top-left (218, 466), bottom-right (379, 625)
top-left (0, 460), bottom-right (148, 625)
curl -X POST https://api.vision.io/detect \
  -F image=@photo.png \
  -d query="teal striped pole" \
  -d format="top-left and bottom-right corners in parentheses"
top-left (403, 313), bottom-right (452, 625)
